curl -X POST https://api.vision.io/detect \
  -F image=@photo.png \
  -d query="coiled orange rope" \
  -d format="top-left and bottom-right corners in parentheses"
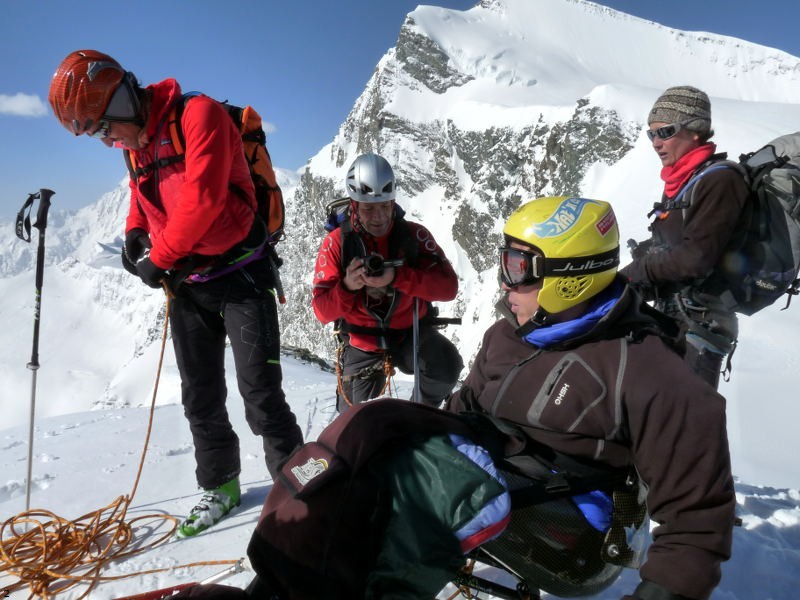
top-left (0, 292), bottom-right (238, 599)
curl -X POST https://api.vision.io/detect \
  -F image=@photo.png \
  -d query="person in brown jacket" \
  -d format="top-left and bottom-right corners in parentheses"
top-left (620, 85), bottom-right (749, 389)
top-left (446, 196), bottom-right (736, 600)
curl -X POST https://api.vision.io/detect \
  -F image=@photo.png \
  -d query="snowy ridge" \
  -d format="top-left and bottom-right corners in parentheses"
top-left (0, 372), bottom-right (798, 599)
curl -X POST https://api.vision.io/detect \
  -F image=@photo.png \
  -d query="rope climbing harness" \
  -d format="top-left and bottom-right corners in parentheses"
top-left (333, 332), bottom-right (397, 408)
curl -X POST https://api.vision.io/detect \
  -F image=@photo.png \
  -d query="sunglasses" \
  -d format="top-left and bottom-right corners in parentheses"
top-left (499, 246), bottom-right (545, 288)
top-left (89, 120), bottom-right (112, 139)
top-left (646, 121), bottom-right (691, 142)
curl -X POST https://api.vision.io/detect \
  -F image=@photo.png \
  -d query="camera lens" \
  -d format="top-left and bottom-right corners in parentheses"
top-left (364, 254), bottom-right (384, 277)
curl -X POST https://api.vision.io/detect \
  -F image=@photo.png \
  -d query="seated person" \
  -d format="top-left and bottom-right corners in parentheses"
top-left (446, 196), bottom-right (735, 600)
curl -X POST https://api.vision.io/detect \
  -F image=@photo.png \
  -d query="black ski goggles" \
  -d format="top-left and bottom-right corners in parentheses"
top-left (85, 76), bottom-right (139, 139)
top-left (499, 246), bottom-right (621, 288)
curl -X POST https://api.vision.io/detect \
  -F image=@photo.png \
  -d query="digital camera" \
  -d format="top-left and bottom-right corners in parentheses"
top-left (363, 253), bottom-right (404, 277)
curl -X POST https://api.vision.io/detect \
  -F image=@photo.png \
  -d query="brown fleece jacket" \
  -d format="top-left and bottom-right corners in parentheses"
top-left (447, 283), bottom-right (735, 599)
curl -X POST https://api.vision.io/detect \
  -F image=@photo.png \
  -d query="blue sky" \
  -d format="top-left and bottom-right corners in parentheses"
top-left (2, 0), bottom-right (800, 219)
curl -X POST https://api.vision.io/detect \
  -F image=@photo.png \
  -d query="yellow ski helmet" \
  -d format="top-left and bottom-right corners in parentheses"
top-left (502, 196), bottom-right (620, 314)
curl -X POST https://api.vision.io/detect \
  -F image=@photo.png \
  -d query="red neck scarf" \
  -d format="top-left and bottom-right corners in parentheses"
top-left (661, 143), bottom-right (716, 198)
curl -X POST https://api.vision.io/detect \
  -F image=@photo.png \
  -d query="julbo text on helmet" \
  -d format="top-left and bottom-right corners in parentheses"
top-left (502, 196), bottom-right (620, 314)
top-left (345, 153), bottom-right (396, 203)
top-left (48, 49), bottom-right (141, 136)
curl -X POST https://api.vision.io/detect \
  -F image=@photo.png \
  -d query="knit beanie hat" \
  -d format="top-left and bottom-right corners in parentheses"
top-left (648, 85), bottom-right (711, 133)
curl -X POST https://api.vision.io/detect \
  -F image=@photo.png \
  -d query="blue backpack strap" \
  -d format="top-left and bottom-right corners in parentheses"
top-left (668, 162), bottom-right (739, 210)
top-left (648, 160), bottom-right (744, 220)
top-left (671, 164), bottom-right (728, 207)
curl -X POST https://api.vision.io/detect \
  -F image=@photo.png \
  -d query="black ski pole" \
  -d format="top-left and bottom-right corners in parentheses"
top-left (15, 188), bottom-right (55, 513)
top-left (412, 298), bottom-right (421, 403)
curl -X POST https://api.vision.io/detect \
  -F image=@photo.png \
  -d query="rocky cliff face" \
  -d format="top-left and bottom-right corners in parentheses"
top-left (278, 14), bottom-right (638, 364)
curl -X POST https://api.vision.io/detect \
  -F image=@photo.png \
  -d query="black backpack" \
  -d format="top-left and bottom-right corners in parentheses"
top-left (679, 134), bottom-right (800, 316)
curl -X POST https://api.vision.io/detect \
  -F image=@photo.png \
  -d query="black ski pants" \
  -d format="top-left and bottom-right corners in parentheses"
top-left (170, 258), bottom-right (303, 488)
top-left (337, 325), bottom-right (463, 412)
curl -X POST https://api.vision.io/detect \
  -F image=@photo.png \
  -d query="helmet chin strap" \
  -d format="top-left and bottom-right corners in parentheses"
top-left (531, 308), bottom-right (550, 326)
top-left (350, 200), bottom-right (365, 233)
top-left (515, 307), bottom-right (551, 338)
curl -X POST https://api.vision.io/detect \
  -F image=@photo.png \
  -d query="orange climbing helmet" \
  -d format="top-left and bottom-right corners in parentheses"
top-left (48, 49), bottom-right (141, 135)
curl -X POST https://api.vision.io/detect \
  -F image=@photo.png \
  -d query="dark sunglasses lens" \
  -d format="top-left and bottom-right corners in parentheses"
top-left (648, 123), bottom-right (679, 141)
top-left (658, 124), bottom-right (678, 139)
top-left (90, 121), bottom-right (110, 139)
top-left (103, 82), bottom-right (137, 120)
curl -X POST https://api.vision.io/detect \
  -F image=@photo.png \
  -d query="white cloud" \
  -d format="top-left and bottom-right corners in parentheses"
top-left (0, 93), bottom-right (48, 117)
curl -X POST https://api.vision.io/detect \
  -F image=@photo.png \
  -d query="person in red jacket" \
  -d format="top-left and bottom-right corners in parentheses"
top-left (312, 153), bottom-right (463, 411)
top-left (48, 50), bottom-right (303, 537)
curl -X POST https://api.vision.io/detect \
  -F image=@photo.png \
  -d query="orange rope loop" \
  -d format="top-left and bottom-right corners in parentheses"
top-left (0, 290), bottom-right (238, 598)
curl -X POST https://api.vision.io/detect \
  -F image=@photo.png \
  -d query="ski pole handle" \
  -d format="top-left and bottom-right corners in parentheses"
top-left (15, 188), bottom-right (55, 243)
top-left (35, 188), bottom-right (55, 231)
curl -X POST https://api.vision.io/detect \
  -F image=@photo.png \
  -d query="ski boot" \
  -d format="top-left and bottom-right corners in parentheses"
top-left (177, 477), bottom-right (241, 538)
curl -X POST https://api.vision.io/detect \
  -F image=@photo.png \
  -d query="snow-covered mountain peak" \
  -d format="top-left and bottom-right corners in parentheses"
top-left (3, 0), bottom-right (800, 496)
top-left (405, 0), bottom-right (800, 107)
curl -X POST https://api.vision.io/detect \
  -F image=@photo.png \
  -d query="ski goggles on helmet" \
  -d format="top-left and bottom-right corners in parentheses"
top-left (500, 246), bottom-right (545, 288)
top-left (499, 245), bottom-right (621, 288)
top-left (646, 119), bottom-right (695, 142)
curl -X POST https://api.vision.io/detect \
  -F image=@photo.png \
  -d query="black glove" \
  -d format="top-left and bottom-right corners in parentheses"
top-left (627, 238), bottom-right (653, 261)
top-left (122, 228), bottom-right (152, 276)
top-left (135, 250), bottom-right (167, 289)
